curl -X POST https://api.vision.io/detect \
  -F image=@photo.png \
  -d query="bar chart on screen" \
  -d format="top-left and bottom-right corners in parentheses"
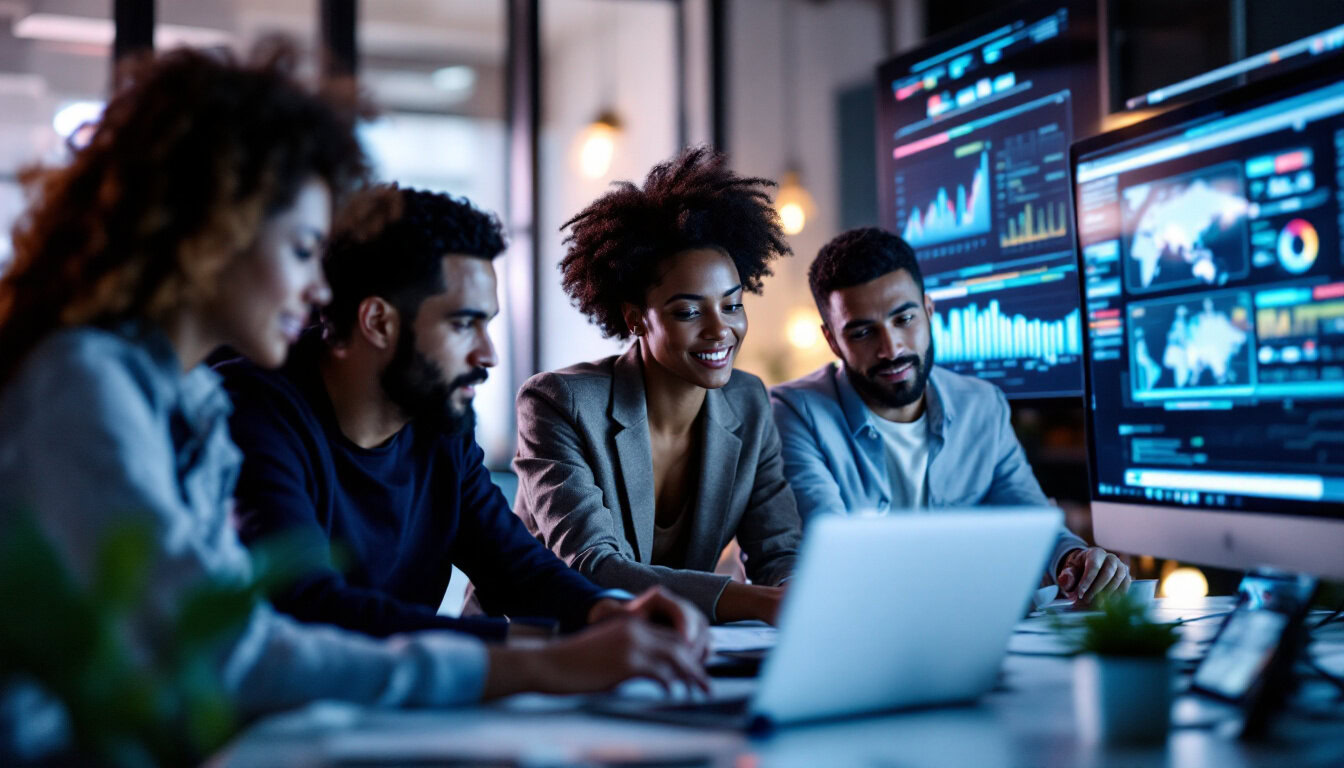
top-left (920, 246), bottom-right (1084, 395)
top-left (995, 121), bottom-right (1073, 251)
top-left (932, 299), bottom-right (1082, 365)
top-left (1000, 200), bottom-right (1069, 247)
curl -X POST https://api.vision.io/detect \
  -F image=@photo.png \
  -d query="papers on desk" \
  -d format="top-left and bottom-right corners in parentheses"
top-left (254, 705), bottom-right (745, 766)
top-left (1007, 626), bottom-right (1210, 661)
top-left (710, 623), bottom-right (777, 653)
top-left (1008, 598), bottom-right (1235, 659)
top-left (1007, 632), bottom-right (1075, 656)
top-left (1017, 600), bottom-right (1235, 632)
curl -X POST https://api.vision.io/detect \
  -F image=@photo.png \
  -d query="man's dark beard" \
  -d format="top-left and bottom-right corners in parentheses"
top-left (380, 326), bottom-right (487, 436)
top-left (846, 339), bottom-right (935, 411)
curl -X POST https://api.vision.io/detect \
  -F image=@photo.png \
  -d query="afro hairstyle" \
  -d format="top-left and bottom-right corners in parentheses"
top-left (321, 183), bottom-right (506, 341)
top-left (808, 227), bottom-right (923, 319)
top-left (558, 145), bottom-right (791, 339)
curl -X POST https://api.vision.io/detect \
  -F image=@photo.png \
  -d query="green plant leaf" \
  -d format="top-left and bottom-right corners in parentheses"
top-left (174, 584), bottom-right (259, 648)
top-left (93, 522), bottom-right (155, 611)
top-left (1054, 591), bottom-right (1181, 657)
top-left (1, 507), bottom-right (254, 765)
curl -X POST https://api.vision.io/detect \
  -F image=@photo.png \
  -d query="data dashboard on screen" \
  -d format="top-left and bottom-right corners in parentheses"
top-left (1073, 65), bottom-right (1344, 520)
top-left (876, 1), bottom-right (1100, 399)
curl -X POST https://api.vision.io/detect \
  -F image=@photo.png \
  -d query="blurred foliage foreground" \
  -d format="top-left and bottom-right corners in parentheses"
top-left (0, 511), bottom-right (303, 767)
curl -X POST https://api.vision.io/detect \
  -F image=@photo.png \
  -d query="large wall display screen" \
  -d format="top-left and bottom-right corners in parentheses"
top-left (877, 1), bottom-right (1100, 399)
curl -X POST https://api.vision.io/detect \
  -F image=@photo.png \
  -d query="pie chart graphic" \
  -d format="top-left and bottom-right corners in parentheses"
top-left (1277, 218), bottom-right (1319, 274)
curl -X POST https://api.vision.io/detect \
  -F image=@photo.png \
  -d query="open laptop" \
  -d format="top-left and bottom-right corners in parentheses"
top-left (590, 508), bottom-right (1062, 731)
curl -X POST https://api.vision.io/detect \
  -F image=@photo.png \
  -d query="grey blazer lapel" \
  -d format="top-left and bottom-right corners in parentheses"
top-left (686, 386), bottom-right (742, 569)
top-left (611, 344), bottom-right (656, 563)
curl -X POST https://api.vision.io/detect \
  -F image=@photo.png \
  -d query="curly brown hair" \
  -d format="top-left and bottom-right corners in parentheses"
top-left (0, 41), bottom-right (369, 385)
top-left (558, 145), bottom-right (791, 340)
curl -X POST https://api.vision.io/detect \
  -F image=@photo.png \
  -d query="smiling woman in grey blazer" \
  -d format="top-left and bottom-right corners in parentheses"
top-left (514, 147), bottom-right (802, 624)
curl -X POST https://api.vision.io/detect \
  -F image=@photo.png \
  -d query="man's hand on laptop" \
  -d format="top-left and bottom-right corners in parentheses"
top-left (1057, 546), bottom-right (1131, 605)
top-left (588, 586), bottom-right (710, 660)
top-left (483, 612), bottom-right (711, 698)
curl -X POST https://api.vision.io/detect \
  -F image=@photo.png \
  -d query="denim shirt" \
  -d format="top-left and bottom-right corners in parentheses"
top-left (770, 363), bottom-right (1085, 581)
top-left (0, 324), bottom-right (487, 718)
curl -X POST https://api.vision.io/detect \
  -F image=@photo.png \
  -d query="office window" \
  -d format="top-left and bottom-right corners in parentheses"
top-left (155, 2), bottom-right (320, 62)
top-left (0, 3), bottom-right (114, 275)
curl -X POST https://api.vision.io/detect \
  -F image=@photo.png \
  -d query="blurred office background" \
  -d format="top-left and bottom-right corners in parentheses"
top-left (0, 0), bottom-right (1339, 596)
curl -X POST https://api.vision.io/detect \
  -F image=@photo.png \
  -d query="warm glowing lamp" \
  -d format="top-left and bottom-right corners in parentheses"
top-left (1159, 566), bottom-right (1209, 600)
top-left (775, 170), bottom-right (815, 236)
top-left (786, 307), bottom-right (822, 349)
top-left (577, 110), bottom-right (621, 179)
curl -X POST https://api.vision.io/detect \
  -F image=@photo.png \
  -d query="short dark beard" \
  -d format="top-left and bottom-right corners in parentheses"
top-left (846, 338), bottom-right (935, 411)
top-left (379, 325), bottom-right (486, 436)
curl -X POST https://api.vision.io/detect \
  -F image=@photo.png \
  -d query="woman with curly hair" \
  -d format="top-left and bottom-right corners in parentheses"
top-left (0, 47), bottom-right (706, 753)
top-left (515, 146), bottom-right (803, 624)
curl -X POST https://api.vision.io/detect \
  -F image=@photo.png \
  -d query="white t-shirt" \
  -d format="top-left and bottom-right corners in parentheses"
top-left (869, 409), bottom-right (930, 510)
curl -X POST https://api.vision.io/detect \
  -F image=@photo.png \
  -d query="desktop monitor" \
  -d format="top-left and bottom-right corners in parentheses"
top-left (1123, 22), bottom-right (1344, 113)
top-left (1071, 59), bottom-right (1344, 579)
top-left (876, 1), bottom-right (1102, 399)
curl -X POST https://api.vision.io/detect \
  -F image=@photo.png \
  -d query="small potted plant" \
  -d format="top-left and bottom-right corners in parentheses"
top-left (1063, 591), bottom-right (1180, 743)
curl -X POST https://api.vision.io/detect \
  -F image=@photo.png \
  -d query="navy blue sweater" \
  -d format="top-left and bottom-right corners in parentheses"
top-left (218, 345), bottom-right (605, 641)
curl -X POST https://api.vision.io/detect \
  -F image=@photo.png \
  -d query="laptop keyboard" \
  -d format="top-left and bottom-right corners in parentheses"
top-left (650, 696), bottom-right (751, 715)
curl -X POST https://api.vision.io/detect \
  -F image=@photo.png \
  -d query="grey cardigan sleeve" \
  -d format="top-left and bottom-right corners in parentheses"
top-left (513, 374), bottom-right (733, 619)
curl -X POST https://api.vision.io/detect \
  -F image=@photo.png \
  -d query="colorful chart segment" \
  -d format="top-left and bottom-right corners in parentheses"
top-left (932, 299), bottom-right (1082, 364)
top-left (902, 151), bottom-right (991, 247)
top-left (1256, 299), bottom-right (1344, 339)
top-left (1000, 200), bottom-right (1068, 247)
top-left (1277, 218), bottom-right (1319, 274)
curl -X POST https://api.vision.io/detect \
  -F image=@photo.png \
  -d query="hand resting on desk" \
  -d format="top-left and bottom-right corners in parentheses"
top-left (1056, 546), bottom-right (1131, 606)
top-left (587, 586), bottom-right (710, 660)
top-left (484, 589), bottom-right (712, 699)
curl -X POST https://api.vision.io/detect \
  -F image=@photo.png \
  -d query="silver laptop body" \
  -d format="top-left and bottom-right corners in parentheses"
top-left (595, 508), bottom-right (1062, 730)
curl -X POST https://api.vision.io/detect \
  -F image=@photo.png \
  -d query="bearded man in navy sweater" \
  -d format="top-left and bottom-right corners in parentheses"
top-left (220, 184), bottom-right (707, 648)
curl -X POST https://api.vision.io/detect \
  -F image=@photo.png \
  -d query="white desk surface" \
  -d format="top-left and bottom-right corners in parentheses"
top-left (213, 597), bottom-right (1344, 768)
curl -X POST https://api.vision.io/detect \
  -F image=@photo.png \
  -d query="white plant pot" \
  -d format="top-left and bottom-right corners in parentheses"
top-left (1073, 654), bottom-right (1172, 744)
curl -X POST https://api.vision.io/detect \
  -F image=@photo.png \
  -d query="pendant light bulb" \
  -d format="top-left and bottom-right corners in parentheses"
top-left (776, 169), bottom-right (814, 236)
top-left (578, 110), bottom-right (622, 179)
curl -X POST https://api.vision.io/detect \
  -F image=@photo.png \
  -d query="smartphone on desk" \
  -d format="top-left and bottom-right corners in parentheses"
top-left (1188, 569), bottom-right (1318, 737)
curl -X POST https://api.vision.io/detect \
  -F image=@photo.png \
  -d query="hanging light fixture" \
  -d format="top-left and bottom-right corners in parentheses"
top-left (776, 169), bottom-right (815, 237)
top-left (574, 5), bottom-right (622, 180)
top-left (578, 109), bottom-right (622, 179)
top-left (774, 0), bottom-right (814, 236)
